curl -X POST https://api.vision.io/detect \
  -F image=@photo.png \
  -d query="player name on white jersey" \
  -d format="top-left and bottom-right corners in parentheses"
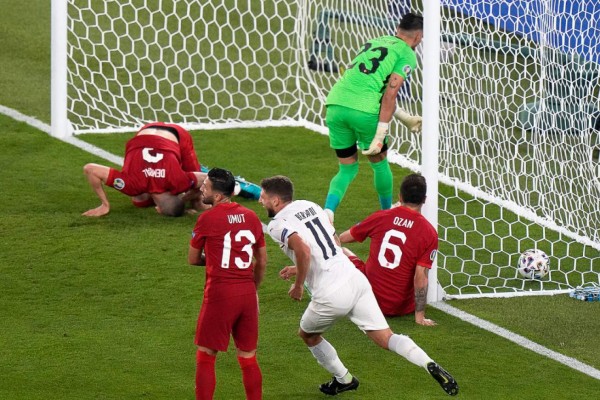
top-left (294, 207), bottom-right (317, 221)
top-left (393, 216), bottom-right (414, 229)
top-left (227, 213), bottom-right (247, 224)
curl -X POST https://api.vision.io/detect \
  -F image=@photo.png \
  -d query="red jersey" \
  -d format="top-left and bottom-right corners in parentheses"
top-left (138, 122), bottom-right (201, 172)
top-left (106, 134), bottom-right (198, 196)
top-left (190, 202), bottom-right (266, 303)
top-left (349, 206), bottom-right (438, 316)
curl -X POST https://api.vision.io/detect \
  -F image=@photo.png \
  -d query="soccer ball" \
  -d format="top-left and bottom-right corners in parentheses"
top-left (517, 249), bottom-right (550, 279)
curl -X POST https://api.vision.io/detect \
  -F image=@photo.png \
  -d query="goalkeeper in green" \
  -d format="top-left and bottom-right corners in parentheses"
top-left (324, 13), bottom-right (423, 222)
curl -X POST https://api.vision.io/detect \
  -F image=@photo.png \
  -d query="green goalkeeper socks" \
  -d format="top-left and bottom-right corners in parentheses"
top-left (325, 159), bottom-right (392, 211)
top-left (325, 162), bottom-right (359, 212)
top-left (370, 158), bottom-right (393, 209)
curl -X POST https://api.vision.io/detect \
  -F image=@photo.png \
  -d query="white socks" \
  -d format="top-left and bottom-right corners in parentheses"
top-left (388, 334), bottom-right (433, 370)
top-left (308, 335), bottom-right (431, 381)
top-left (308, 339), bottom-right (352, 383)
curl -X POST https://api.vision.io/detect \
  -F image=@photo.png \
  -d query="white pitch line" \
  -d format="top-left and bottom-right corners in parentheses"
top-left (0, 105), bottom-right (124, 166)
top-left (61, 135), bottom-right (124, 166)
top-left (432, 301), bottom-right (600, 380)
top-left (3, 106), bottom-right (600, 381)
top-left (0, 105), bottom-right (52, 134)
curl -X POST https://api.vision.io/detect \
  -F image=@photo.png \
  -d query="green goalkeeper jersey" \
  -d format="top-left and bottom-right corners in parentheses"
top-left (326, 36), bottom-right (417, 115)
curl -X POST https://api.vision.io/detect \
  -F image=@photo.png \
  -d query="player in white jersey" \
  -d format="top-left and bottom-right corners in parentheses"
top-left (259, 175), bottom-right (458, 397)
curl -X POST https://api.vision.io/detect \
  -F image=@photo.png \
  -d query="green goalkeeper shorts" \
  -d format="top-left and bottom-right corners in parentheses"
top-left (325, 105), bottom-right (380, 151)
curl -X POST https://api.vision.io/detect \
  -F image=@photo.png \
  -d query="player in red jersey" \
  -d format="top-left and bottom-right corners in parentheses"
top-left (82, 123), bottom-right (206, 217)
top-left (137, 122), bottom-right (201, 172)
top-left (188, 168), bottom-right (267, 400)
top-left (339, 173), bottom-right (438, 325)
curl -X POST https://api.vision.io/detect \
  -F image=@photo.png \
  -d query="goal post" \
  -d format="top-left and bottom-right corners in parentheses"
top-left (53, 0), bottom-right (600, 299)
top-left (51, 0), bottom-right (70, 138)
top-left (421, 0), bottom-right (442, 302)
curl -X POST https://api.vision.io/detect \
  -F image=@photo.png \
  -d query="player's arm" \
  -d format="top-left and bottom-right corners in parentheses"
top-left (339, 229), bottom-right (357, 244)
top-left (191, 171), bottom-right (207, 189)
top-left (188, 245), bottom-right (206, 266)
top-left (253, 245), bottom-right (267, 288)
top-left (414, 264), bottom-right (436, 326)
top-left (380, 73), bottom-right (405, 122)
top-left (285, 233), bottom-right (310, 301)
top-left (195, 171), bottom-right (208, 186)
top-left (82, 163), bottom-right (112, 217)
top-left (363, 72), bottom-right (405, 156)
top-left (181, 171), bottom-right (211, 211)
top-left (180, 187), bottom-right (200, 203)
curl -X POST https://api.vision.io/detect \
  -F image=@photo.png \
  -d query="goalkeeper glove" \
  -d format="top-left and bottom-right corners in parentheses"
top-left (394, 107), bottom-right (422, 133)
top-left (362, 122), bottom-right (389, 156)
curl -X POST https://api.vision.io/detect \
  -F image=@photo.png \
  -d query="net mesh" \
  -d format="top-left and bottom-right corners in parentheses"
top-left (65, 0), bottom-right (600, 297)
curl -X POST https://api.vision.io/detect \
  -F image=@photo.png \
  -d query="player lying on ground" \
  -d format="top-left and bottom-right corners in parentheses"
top-left (82, 123), bottom-right (206, 217)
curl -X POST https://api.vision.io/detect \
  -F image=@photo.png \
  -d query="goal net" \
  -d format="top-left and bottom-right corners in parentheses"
top-left (56, 0), bottom-right (600, 298)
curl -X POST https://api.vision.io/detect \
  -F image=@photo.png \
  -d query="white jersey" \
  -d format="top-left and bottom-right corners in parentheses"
top-left (267, 200), bottom-right (359, 300)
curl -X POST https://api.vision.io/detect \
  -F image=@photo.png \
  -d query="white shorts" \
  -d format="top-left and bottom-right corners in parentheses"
top-left (300, 272), bottom-right (389, 333)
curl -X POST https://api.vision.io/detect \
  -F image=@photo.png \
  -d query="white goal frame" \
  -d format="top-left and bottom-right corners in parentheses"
top-left (51, 0), bottom-right (600, 301)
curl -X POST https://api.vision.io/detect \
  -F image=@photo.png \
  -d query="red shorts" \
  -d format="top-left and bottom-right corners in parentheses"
top-left (195, 293), bottom-right (258, 352)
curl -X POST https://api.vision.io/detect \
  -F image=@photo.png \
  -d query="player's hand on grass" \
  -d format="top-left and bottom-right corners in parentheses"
top-left (82, 204), bottom-right (109, 217)
top-left (415, 317), bottom-right (437, 326)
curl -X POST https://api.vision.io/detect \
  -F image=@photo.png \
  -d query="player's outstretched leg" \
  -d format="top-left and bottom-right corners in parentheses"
top-left (319, 376), bottom-right (359, 396)
top-left (382, 333), bottom-right (458, 396)
top-left (427, 362), bottom-right (459, 396)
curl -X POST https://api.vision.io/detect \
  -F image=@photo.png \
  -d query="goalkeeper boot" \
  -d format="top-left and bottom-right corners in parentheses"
top-left (427, 362), bottom-right (459, 396)
top-left (319, 376), bottom-right (359, 396)
top-left (235, 176), bottom-right (261, 200)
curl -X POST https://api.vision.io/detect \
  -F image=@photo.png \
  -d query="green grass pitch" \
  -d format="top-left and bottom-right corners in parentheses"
top-left (1, 1), bottom-right (599, 399)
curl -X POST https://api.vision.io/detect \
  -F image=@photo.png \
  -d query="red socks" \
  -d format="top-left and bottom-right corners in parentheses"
top-left (195, 350), bottom-right (216, 400)
top-left (238, 355), bottom-right (263, 400)
top-left (195, 351), bottom-right (262, 400)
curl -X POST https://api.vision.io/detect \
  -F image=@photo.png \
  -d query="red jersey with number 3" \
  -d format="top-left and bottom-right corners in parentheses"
top-left (106, 134), bottom-right (197, 196)
top-left (190, 202), bottom-right (266, 303)
top-left (349, 206), bottom-right (438, 316)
